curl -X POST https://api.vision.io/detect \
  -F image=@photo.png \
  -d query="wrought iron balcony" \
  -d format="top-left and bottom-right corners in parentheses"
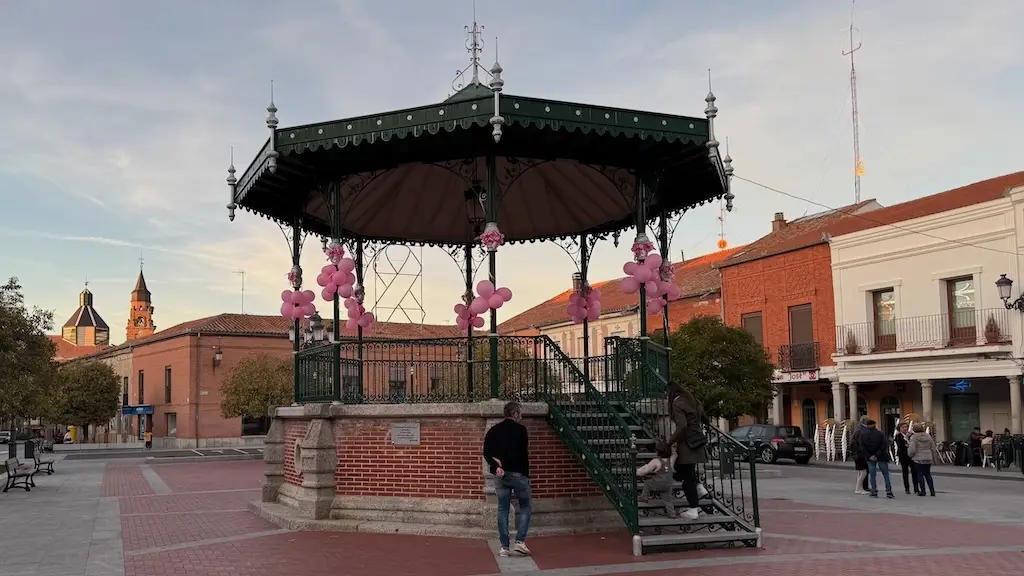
top-left (778, 342), bottom-right (820, 371)
top-left (836, 307), bottom-right (1013, 356)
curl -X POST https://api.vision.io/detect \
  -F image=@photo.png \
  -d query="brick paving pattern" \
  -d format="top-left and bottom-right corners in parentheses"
top-left (105, 460), bottom-right (1024, 576)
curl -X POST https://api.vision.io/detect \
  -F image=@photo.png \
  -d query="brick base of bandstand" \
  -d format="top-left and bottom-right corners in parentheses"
top-left (249, 401), bottom-right (623, 538)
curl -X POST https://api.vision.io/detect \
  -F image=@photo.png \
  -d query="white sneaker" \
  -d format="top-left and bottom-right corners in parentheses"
top-left (499, 547), bottom-right (509, 557)
top-left (513, 541), bottom-right (531, 556)
top-left (854, 489), bottom-right (868, 495)
top-left (680, 507), bottom-right (700, 521)
top-left (697, 484), bottom-right (709, 499)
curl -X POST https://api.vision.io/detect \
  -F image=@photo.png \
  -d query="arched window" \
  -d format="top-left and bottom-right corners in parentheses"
top-left (880, 396), bottom-right (901, 437)
top-left (801, 398), bottom-right (818, 439)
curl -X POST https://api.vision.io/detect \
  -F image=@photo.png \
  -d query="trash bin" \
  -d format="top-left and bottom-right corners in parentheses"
top-left (718, 441), bottom-right (736, 477)
top-left (23, 440), bottom-right (34, 460)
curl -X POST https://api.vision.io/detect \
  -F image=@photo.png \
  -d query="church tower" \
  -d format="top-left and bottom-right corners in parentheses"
top-left (126, 268), bottom-right (155, 341)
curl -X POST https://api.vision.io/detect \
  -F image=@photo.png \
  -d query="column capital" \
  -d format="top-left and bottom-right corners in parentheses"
top-left (847, 382), bottom-right (858, 389)
top-left (1009, 374), bottom-right (1022, 384)
top-left (919, 379), bottom-right (933, 389)
top-left (831, 382), bottom-right (844, 391)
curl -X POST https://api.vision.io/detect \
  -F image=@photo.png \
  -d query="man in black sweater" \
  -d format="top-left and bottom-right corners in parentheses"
top-left (858, 419), bottom-right (894, 498)
top-left (483, 402), bottom-right (532, 557)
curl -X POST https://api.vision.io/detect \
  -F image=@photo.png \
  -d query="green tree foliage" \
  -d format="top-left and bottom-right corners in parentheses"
top-left (221, 354), bottom-right (292, 419)
top-left (663, 316), bottom-right (776, 421)
top-left (0, 277), bottom-right (57, 421)
top-left (53, 361), bottom-right (121, 430)
top-left (431, 337), bottom-right (563, 401)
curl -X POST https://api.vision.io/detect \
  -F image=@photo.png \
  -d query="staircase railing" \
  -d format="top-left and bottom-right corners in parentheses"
top-left (604, 336), bottom-right (760, 531)
top-left (535, 335), bottom-right (639, 534)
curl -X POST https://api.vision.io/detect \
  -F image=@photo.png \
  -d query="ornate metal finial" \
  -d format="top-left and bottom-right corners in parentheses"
top-left (489, 38), bottom-right (505, 143)
top-left (226, 146), bottom-right (238, 222)
top-left (467, 2), bottom-right (484, 86)
top-left (266, 80), bottom-right (280, 174)
top-left (723, 137), bottom-right (735, 212)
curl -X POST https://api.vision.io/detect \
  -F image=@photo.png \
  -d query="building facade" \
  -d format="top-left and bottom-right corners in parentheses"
top-left (720, 202), bottom-right (883, 437)
top-left (126, 268), bottom-right (156, 341)
top-left (831, 172), bottom-right (1024, 440)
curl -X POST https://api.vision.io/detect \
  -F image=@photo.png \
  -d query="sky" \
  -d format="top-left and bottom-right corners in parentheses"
top-left (1, 0), bottom-right (1021, 344)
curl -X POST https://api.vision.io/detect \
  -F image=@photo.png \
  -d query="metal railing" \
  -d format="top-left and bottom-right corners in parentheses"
top-left (778, 342), bottom-right (820, 371)
top-left (836, 307), bottom-right (1013, 355)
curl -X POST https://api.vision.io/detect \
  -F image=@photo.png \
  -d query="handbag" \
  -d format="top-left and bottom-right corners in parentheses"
top-left (684, 426), bottom-right (707, 450)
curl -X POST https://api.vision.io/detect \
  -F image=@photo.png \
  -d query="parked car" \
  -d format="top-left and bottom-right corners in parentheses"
top-left (728, 424), bottom-right (813, 464)
top-left (0, 431), bottom-right (11, 444)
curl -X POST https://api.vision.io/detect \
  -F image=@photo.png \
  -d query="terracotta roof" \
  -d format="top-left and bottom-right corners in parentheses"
top-left (826, 171), bottom-right (1024, 240)
top-left (499, 246), bottom-right (745, 333)
top-left (720, 199), bottom-right (882, 268)
top-left (62, 287), bottom-right (110, 330)
top-left (48, 335), bottom-right (105, 362)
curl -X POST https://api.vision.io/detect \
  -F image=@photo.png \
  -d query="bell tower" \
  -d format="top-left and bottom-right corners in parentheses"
top-left (126, 263), bottom-right (155, 341)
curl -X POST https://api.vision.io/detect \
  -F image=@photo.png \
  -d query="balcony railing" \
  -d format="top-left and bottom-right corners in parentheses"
top-left (836, 307), bottom-right (1013, 355)
top-left (778, 342), bottom-right (820, 371)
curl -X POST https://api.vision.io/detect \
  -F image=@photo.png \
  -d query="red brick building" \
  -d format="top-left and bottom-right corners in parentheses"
top-left (719, 201), bottom-right (882, 433)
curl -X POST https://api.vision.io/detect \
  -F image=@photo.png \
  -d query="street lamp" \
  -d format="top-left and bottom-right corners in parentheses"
top-left (996, 274), bottom-right (1024, 311)
top-left (309, 312), bottom-right (324, 343)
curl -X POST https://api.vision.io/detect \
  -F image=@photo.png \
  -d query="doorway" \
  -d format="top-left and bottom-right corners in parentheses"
top-left (944, 393), bottom-right (980, 441)
top-left (801, 398), bottom-right (817, 439)
top-left (880, 396), bottom-right (901, 437)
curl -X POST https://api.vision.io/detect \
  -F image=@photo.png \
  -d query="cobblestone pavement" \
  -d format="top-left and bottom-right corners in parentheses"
top-left (4, 458), bottom-right (1023, 575)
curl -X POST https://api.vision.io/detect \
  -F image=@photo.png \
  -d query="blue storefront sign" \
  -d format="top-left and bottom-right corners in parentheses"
top-left (121, 405), bottom-right (154, 415)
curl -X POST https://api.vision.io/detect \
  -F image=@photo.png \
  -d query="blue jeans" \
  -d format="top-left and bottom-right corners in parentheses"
top-left (494, 472), bottom-right (532, 548)
top-left (867, 459), bottom-right (892, 494)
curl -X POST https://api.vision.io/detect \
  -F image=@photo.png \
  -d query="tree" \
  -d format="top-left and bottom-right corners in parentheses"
top-left (664, 316), bottom-right (776, 421)
top-left (52, 361), bottom-right (120, 438)
top-left (221, 354), bottom-right (292, 419)
top-left (0, 277), bottom-right (57, 423)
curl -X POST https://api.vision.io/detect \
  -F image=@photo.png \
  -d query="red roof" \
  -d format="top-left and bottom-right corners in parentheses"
top-left (499, 246), bottom-right (745, 333)
top-left (48, 335), bottom-right (105, 362)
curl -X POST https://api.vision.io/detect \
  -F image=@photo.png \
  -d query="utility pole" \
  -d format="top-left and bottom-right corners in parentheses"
top-left (843, 1), bottom-right (864, 203)
top-left (233, 269), bottom-right (246, 313)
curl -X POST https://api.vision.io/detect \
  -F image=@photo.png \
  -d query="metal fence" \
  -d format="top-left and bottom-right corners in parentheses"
top-left (836, 307), bottom-right (1012, 354)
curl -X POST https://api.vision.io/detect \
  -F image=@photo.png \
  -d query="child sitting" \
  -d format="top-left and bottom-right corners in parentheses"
top-left (636, 440), bottom-right (677, 517)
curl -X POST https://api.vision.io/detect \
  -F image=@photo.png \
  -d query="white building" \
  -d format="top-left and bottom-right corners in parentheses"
top-left (830, 172), bottom-right (1024, 441)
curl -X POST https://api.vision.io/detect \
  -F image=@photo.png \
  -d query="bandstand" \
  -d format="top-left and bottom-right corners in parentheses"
top-left (228, 18), bottom-right (760, 554)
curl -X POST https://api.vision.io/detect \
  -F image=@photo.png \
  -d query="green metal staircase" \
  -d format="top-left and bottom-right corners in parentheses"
top-left (540, 335), bottom-right (762, 555)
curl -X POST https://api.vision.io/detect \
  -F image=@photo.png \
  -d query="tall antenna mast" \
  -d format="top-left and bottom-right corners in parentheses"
top-left (843, 1), bottom-right (864, 203)
top-left (233, 269), bottom-right (246, 313)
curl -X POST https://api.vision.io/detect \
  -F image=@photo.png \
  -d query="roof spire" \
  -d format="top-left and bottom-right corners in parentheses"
top-left (467, 0), bottom-right (484, 85)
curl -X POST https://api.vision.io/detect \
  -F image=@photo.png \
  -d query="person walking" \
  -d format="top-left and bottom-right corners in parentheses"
top-left (858, 419), bottom-right (894, 498)
top-left (666, 381), bottom-right (710, 521)
top-left (907, 423), bottom-right (937, 496)
top-left (850, 415), bottom-right (871, 494)
top-left (894, 422), bottom-right (921, 495)
top-left (483, 402), bottom-right (532, 557)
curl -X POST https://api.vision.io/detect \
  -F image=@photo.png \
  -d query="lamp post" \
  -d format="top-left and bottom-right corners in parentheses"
top-left (996, 274), bottom-right (1024, 312)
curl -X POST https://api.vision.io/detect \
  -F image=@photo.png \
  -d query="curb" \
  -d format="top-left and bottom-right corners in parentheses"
top-left (806, 461), bottom-right (1024, 482)
top-left (146, 454), bottom-right (263, 464)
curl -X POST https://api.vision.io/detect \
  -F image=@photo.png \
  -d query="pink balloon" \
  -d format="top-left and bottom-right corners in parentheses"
top-left (620, 277), bottom-right (640, 294)
top-left (280, 303), bottom-right (291, 317)
top-left (623, 262), bottom-right (638, 275)
top-left (293, 306), bottom-right (305, 319)
top-left (572, 313), bottom-right (585, 324)
top-left (566, 304), bottom-right (582, 317)
top-left (338, 258), bottom-right (356, 273)
top-left (496, 287), bottom-right (512, 302)
top-left (476, 280), bottom-right (495, 298)
top-left (658, 281), bottom-right (672, 295)
top-left (344, 297), bottom-right (357, 309)
top-left (358, 313), bottom-right (373, 328)
top-left (471, 316), bottom-right (485, 328)
top-left (281, 290), bottom-right (293, 302)
top-left (288, 291), bottom-right (303, 304)
top-left (470, 296), bottom-right (489, 315)
top-left (648, 299), bottom-right (664, 314)
top-left (633, 266), bottom-right (652, 283)
top-left (347, 306), bottom-right (360, 319)
top-left (346, 318), bottom-right (358, 330)
top-left (341, 272), bottom-right (354, 286)
top-left (587, 306), bottom-right (600, 321)
top-left (645, 281), bottom-right (659, 295)
top-left (458, 308), bottom-right (472, 320)
top-left (331, 271), bottom-right (346, 286)
top-left (488, 293), bottom-right (504, 309)
top-left (316, 273), bottom-right (327, 287)
top-left (321, 288), bottom-right (335, 301)
top-left (569, 293), bottom-right (584, 306)
top-left (456, 316), bottom-right (469, 330)
top-left (668, 284), bottom-right (682, 300)
top-left (454, 303), bottom-right (467, 314)
top-left (589, 288), bottom-right (601, 299)
top-left (301, 303), bottom-right (315, 316)
top-left (646, 253), bottom-right (663, 269)
top-left (301, 290), bottom-right (315, 304)
top-left (338, 284), bottom-right (354, 298)
top-left (321, 265), bottom-right (336, 276)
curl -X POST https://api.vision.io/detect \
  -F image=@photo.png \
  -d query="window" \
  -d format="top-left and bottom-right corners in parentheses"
top-left (428, 364), bottom-right (444, 393)
top-left (166, 413), bottom-right (177, 437)
top-left (788, 304), bottom-right (813, 344)
top-left (729, 426), bottom-right (751, 441)
top-left (388, 364), bottom-right (407, 401)
top-left (122, 377), bottom-right (129, 407)
top-left (800, 398), bottom-right (817, 439)
top-left (137, 370), bottom-right (144, 405)
top-left (947, 276), bottom-right (977, 345)
top-left (872, 289), bottom-right (897, 351)
top-left (164, 366), bottom-right (172, 404)
top-left (242, 416), bottom-right (272, 436)
top-left (576, 337), bottom-right (584, 357)
top-left (740, 312), bottom-right (764, 345)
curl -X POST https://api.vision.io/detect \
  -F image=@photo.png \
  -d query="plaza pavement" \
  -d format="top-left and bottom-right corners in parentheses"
top-left (2, 456), bottom-right (1024, 576)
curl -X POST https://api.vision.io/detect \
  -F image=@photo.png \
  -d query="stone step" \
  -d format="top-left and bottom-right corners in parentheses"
top-left (587, 437), bottom-right (654, 446)
top-left (638, 514), bottom-right (736, 528)
top-left (573, 425), bottom-right (644, 433)
top-left (639, 531), bottom-right (758, 551)
top-left (638, 497), bottom-right (713, 510)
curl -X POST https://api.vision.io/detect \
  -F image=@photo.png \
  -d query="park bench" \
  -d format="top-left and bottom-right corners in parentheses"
top-left (3, 457), bottom-right (36, 492)
top-left (33, 451), bottom-right (55, 475)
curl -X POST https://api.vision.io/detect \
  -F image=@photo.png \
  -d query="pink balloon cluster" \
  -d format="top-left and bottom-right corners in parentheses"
top-left (343, 297), bottom-right (374, 331)
top-left (455, 280), bottom-right (512, 330)
top-left (619, 253), bottom-right (683, 314)
top-left (316, 258), bottom-right (357, 302)
top-left (280, 289), bottom-right (316, 319)
top-left (566, 285), bottom-right (601, 323)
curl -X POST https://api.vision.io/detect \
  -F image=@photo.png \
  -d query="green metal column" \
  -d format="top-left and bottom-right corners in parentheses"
top-left (635, 175), bottom-right (649, 337)
top-left (486, 155), bottom-right (500, 399)
top-left (331, 183), bottom-right (343, 403)
top-left (355, 239), bottom-right (365, 400)
top-left (580, 233), bottom-right (590, 380)
top-left (291, 216), bottom-right (301, 403)
top-left (658, 209), bottom-right (671, 380)
top-left (464, 243), bottom-right (474, 398)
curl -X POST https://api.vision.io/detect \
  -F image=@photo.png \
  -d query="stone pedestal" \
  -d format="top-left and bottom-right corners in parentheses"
top-left (295, 405), bottom-right (337, 520)
top-left (261, 416), bottom-right (285, 503)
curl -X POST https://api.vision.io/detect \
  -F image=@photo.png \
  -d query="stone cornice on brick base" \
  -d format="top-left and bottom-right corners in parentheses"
top-left (274, 400), bottom-right (549, 419)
